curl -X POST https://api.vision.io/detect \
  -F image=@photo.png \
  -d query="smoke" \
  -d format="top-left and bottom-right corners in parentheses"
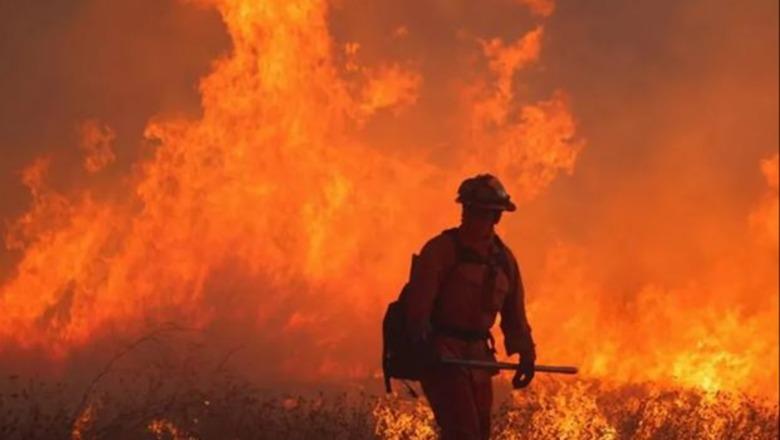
top-left (514, 0), bottom-right (778, 396)
top-left (0, 0), bottom-right (229, 279)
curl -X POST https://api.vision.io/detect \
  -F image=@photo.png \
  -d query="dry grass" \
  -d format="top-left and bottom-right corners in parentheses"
top-left (1, 369), bottom-right (777, 440)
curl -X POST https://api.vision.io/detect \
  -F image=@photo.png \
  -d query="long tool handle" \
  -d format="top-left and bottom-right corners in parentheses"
top-left (440, 357), bottom-right (578, 375)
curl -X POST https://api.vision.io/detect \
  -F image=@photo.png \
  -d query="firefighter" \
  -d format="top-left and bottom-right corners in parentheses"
top-left (404, 174), bottom-right (536, 440)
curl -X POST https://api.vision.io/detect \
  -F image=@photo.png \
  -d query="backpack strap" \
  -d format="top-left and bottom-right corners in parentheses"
top-left (492, 234), bottom-right (518, 299)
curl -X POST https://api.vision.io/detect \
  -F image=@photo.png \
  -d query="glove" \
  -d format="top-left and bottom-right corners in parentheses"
top-left (512, 352), bottom-right (535, 389)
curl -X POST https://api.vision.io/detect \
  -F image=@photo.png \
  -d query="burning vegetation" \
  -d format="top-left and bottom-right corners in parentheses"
top-left (0, 0), bottom-right (777, 438)
top-left (1, 369), bottom-right (777, 439)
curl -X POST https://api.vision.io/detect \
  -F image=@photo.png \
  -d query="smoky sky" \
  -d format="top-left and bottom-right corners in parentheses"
top-left (522, 0), bottom-right (778, 288)
top-left (1, 0), bottom-right (777, 317)
top-left (0, 0), bottom-right (230, 279)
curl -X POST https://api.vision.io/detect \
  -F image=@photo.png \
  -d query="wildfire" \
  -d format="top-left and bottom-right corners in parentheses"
top-left (0, 0), bottom-right (776, 425)
top-left (372, 378), bottom-right (778, 439)
top-left (0, 0), bottom-right (579, 368)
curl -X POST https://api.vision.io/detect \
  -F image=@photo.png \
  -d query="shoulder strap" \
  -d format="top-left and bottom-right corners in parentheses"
top-left (493, 234), bottom-right (518, 297)
top-left (429, 229), bottom-right (468, 312)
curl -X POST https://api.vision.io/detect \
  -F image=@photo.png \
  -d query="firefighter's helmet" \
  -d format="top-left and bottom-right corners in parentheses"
top-left (456, 174), bottom-right (516, 212)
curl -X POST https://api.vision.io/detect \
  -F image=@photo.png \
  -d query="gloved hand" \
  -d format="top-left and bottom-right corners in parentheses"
top-left (512, 353), bottom-right (535, 389)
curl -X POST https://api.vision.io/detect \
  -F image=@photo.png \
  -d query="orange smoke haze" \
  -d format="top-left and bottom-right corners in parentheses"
top-left (0, 0), bottom-right (777, 400)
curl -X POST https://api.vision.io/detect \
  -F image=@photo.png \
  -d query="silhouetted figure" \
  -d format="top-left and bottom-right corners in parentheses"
top-left (405, 174), bottom-right (536, 440)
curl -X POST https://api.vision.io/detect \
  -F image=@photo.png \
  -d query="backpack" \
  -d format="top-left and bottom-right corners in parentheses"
top-left (381, 228), bottom-right (516, 394)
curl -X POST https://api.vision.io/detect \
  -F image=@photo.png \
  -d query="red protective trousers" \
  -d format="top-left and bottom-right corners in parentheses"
top-left (420, 337), bottom-right (495, 440)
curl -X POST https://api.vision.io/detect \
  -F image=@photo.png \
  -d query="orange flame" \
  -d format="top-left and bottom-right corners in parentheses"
top-left (0, 0), bottom-right (776, 404)
top-left (78, 119), bottom-right (117, 174)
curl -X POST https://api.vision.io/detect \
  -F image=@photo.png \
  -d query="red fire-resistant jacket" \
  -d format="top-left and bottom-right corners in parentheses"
top-left (404, 228), bottom-right (535, 368)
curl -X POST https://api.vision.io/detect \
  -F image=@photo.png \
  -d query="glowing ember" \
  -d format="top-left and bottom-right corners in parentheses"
top-left (148, 418), bottom-right (197, 440)
top-left (70, 403), bottom-right (97, 440)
